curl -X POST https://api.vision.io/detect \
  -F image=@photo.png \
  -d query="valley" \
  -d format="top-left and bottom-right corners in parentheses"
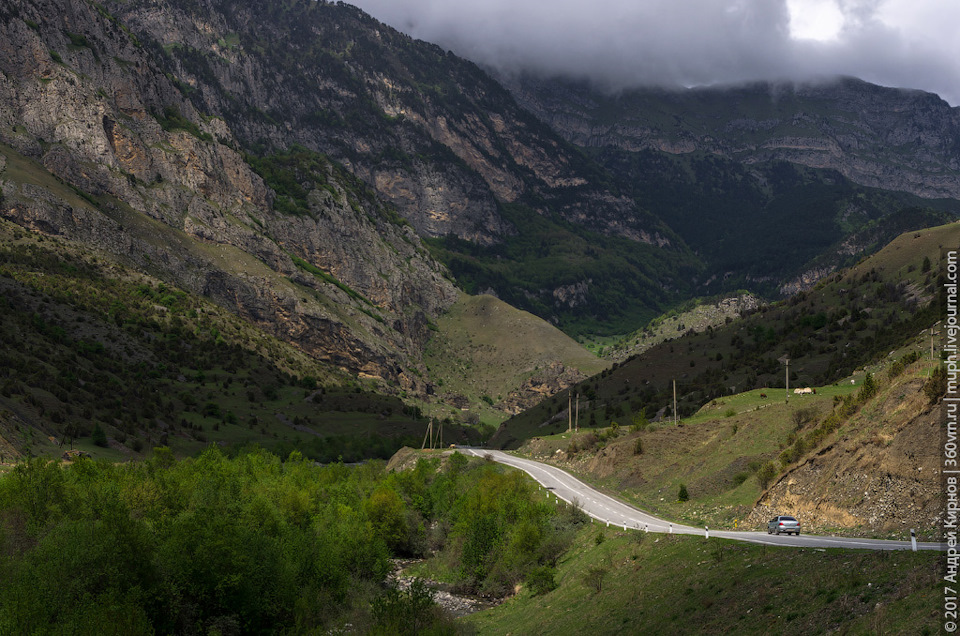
top-left (0, 0), bottom-right (954, 632)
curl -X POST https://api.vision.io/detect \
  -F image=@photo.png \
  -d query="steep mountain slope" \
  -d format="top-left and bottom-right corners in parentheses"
top-left (100, 0), bottom-right (693, 331)
top-left (105, 0), bottom-right (666, 246)
top-left (591, 147), bottom-right (960, 296)
top-left (0, 0), bottom-right (691, 372)
top-left (0, 217), bottom-right (490, 461)
top-left (503, 74), bottom-right (960, 297)
top-left (423, 293), bottom-right (610, 422)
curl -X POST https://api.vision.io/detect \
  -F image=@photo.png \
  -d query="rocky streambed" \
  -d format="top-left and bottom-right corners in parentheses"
top-left (387, 560), bottom-right (501, 618)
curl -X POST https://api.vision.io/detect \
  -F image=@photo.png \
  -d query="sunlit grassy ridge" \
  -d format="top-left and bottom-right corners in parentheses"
top-left (423, 293), bottom-right (608, 426)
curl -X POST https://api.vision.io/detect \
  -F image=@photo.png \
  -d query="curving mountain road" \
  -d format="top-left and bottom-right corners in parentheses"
top-left (462, 448), bottom-right (944, 551)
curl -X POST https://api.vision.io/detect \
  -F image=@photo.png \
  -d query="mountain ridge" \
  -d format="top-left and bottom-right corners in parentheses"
top-left (501, 74), bottom-right (960, 200)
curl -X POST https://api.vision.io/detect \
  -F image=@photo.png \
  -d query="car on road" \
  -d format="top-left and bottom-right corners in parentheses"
top-left (767, 515), bottom-right (801, 535)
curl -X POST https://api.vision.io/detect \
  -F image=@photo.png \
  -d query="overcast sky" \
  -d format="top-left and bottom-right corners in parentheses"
top-left (349, 0), bottom-right (960, 106)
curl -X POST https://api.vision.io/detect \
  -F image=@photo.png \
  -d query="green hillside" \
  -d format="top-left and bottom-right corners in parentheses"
top-left (465, 528), bottom-right (940, 635)
top-left (423, 293), bottom-right (609, 424)
top-left (593, 148), bottom-right (960, 296)
top-left (425, 202), bottom-right (701, 337)
top-left (491, 222), bottom-right (957, 449)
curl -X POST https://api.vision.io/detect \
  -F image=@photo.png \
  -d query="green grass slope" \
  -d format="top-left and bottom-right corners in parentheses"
top-left (464, 528), bottom-right (940, 635)
top-left (423, 293), bottom-right (609, 425)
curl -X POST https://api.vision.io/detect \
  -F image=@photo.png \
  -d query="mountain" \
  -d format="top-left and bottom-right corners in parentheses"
top-left (1, 0), bottom-right (957, 428)
top-left (503, 75), bottom-right (960, 200)
top-left (1, 0), bottom-right (657, 397)
top-left (501, 74), bottom-right (960, 297)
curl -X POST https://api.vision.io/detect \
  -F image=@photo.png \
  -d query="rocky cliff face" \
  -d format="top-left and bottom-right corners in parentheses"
top-left (99, 0), bottom-right (664, 246)
top-left (0, 0), bottom-right (676, 390)
top-left (0, 0), bottom-right (463, 390)
top-left (504, 75), bottom-right (960, 201)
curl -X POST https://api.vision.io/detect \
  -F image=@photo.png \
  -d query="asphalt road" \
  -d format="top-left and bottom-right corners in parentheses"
top-left (462, 448), bottom-right (944, 551)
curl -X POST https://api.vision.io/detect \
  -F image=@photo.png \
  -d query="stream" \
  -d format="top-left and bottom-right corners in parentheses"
top-left (387, 560), bottom-right (502, 618)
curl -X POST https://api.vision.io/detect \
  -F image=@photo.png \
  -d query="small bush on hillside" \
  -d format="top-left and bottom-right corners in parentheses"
top-left (91, 423), bottom-right (108, 448)
top-left (757, 461), bottom-right (778, 488)
top-left (924, 365), bottom-right (946, 405)
top-left (576, 432), bottom-right (599, 453)
top-left (527, 565), bottom-right (557, 596)
top-left (630, 410), bottom-right (649, 432)
top-left (858, 373), bottom-right (878, 401)
top-left (791, 407), bottom-right (817, 429)
top-left (677, 484), bottom-right (689, 502)
top-left (633, 438), bottom-right (644, 455)
top-left (583, 564), bottom-right (609, 595)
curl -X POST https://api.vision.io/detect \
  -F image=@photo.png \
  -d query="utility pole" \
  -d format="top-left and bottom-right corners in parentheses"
top-left (437, 419), bottom-right (442, 449)
top-left (575, 393), bottom-right (580, 432)
top-left (673, 379), bottom-right (678, 426)
top-left (421, 419), bottom-right (434, 450)
top-left (779, 355), bottom-right (790, 404)
top-left (568, 392), bottom-right (572, 433)
top-left (785, 358), bottom-right (790, 404)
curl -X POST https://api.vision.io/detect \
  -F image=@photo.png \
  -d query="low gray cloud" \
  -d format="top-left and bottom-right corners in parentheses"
top-left (349, 0), bottom-right (960, 105)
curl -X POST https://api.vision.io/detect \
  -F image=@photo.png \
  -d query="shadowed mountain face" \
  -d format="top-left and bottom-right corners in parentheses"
top-left (499, 74), bottom-right (960, 297)
top-left (0, 0), bottom-right (695, 355)
top-left (502, 75), bottom-right (960, 200)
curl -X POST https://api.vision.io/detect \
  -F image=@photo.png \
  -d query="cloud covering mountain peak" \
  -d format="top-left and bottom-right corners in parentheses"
top-left (350, 0), bottom-right (960, 105)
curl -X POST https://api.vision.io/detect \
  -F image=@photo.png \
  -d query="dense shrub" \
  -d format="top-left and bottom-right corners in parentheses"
top-left (526, 565), bottom-right (558, 596)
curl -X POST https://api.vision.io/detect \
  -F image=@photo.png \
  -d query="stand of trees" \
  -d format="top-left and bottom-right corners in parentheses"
top-left (0, 447), bottom-right (586, 634)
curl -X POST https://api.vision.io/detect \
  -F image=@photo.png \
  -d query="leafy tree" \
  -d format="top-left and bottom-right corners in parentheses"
top-left (91, 423), bottom-right (108, 447)
top-left (365, 486), bottom-right (408, 553)
top-left (527, 565), bottom-right (557, 596)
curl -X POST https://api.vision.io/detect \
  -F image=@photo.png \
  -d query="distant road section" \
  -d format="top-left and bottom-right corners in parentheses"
top-left (462, 448), bottom-right (944, 552)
